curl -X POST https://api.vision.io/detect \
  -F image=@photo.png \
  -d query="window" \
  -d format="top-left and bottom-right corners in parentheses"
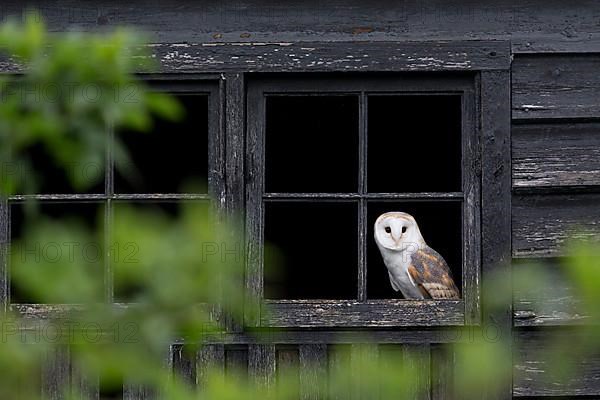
top-left (5, 78), bottom-right (222, 309)
top-left (1, 41), bottom-right (511, 331)
top-left (246, 76), bottom-right (480, 327)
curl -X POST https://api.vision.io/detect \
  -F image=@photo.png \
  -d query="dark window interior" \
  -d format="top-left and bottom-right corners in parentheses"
top-left (16, 143), bottom-right (105, 194)
top-left (262, 90), bottom-right (464, 301)
top-left (5, 85), bottom-right (216, 309)
top-left (366, 201), bottom-right (462, 299)
top-left (265, 95), bottom-right (359, 193)
top-left (264, 201), bottom-right (358, 299)
top-left (9, 201), bottom-right (104, 303)
top-left (114, 94), bottom-right (209, 194)
top-left (367, 95), bottom-right (462, 193)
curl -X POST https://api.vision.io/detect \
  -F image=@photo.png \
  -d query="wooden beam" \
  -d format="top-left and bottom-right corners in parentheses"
top-left (148, 41), bottom-right (510, 73)
top-left (480, 70), bottom-right (512, 400)
top-left (262, 300), bottom-right (464, 327)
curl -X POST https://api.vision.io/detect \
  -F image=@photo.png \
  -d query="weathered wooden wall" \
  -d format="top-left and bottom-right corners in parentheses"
top-left (3, 1), bottom-right (600, 398)
top-left (511, 52), bottom-right (600, 397)
top-left (3, 0), bottom-right (599, 53)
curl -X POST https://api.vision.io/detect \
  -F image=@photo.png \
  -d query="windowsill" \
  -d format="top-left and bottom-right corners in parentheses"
top-left (261, 299), bottom-right (464, 328)
top-left (9, 303), bottom-right (216, 320)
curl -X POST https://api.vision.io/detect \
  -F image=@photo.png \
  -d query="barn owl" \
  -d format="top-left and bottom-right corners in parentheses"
top-left (374, 212), bottom-right (459, 299)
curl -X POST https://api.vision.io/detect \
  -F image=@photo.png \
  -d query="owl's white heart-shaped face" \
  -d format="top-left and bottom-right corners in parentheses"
top-left (374, 212), bottom-right (425, 251)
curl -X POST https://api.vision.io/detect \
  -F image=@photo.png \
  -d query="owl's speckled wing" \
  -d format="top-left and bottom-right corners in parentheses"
top-left (407, 246), bottom-right (460, 299)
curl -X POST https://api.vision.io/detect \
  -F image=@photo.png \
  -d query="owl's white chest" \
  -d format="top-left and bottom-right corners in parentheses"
top-left (379, 248), bottom-right (424, 299)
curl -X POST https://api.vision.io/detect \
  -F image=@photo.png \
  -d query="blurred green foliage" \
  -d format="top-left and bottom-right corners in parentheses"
top-left (0, 11), bottom-right (182, 195)
top-left (11, 215), bottom-right (104, 303)
top-left (1, 11), bottom-right (600, 400)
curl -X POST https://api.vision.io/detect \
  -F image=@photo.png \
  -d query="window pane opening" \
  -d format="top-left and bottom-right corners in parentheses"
top-left (9, 201), bottom-right (105, 304)
top-left (367, 95), bottom-right (462, 193)
top-left (264, 201), bottom-right (358, 300)
top-left (265, 95), bottom-right (359, 193)
top-left (114, 94), bottom-right (209, 194)
top-left (366, 201), bottom-right (462, 299)
top-left (112, 200), bottom-right (210, 303)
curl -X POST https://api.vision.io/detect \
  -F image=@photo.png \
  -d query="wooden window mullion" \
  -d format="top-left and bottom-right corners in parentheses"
top-left (358, 92), bottom-right (368, 302)
top-left (0, 197), bottom-right (7, 309)
top-left (105, 121), bottom-right (114, 303)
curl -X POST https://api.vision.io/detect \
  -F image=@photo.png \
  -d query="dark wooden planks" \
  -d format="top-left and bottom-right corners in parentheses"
top-left (244, 81), bottom-right (264, 327)
top-left (276, 346), bottom-right (299, 398)
top-left (204, 329), bottom-right (473, 344)
top-left (71, 361), bottom-right (99, 400)
top-left (463, 80), bottom-right (482, 325)
top-left (512, 258), bottom-right (589, 327)
top-left (224, 345), bottom-right (248, 378)
top-left (480, 70), bottom-right (512, 400)
top-left (123, 347), bottom-right (171, 399)
top-left (223, 73), bottom-right (245, 333)
top-left (5, 0), bottom-right (600, 53)
top-left (197, 344), bottom-right (225, 389)
top-left (149, 41), bottom-right (509, 73)
top-left (327, 345), bottom-right (352, 400)
top-left (0, 41), bottom-right (509, 74)
top-left (431, 344), bottom-right (454, 400)
top-left (42, 345), bottom-right (71, 400)
top-left (513, 122), bottom-right (600, 190)
top-left (299, 344), bottom-right (327, 400)
top-left (351, 344), bottom-right (380, 400)
top-left (514, 330), bottom-right (600, 396)
top-left (402, 344), bottom-right (432, 400)
top-left (513, 54), bottom-right (600, 120)
top-left (248, 344), bottom-right (276, 389)
top-left (123, 384), bottom-right (153, 400)
top-left (512, 193), bottom-right (600, 258)
top-left (224, 73), bottom-right (245, 218)
top-left (172, 344), bottom-right (196, 387)
top-left (0, 197), bottom-right (7, 308)
top-left (262, 300), bottom-right (464, 327)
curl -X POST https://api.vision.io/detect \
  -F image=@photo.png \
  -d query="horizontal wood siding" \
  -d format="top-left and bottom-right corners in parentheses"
top-left (512, 259), bottom-right (588, 326)
top-left (512, 193), bottom-right (600, 258)
top-left (512, 55), bottom-right (600, 120)
top-left (514, 331), bottom-right (600, 397)
top-left (510, 50), bottom-right (600, 398)
top-left (4, 0), bottom-right (600, 53)
top-left (33, 339), bottom-right (600, 398)
top-left (512, 122), bottom-right (600, 190)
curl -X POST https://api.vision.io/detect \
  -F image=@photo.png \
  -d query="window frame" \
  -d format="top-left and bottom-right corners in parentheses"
top-left (245, 76), bottom-right (480, 327)
top-left (0, 41), bottom-right (511, 333)
top-left (1, 75), bottom-right (225, 312)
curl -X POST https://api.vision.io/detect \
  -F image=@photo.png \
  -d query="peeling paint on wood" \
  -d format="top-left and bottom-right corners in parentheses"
top-left (5, 0), bottom-right (600, 53)
top-left (512, 259), bottom-right (590, 326)
top-left (512, 194), bottom-right (600, 258)
top-left (513, 54), bottom-right (600, 119)
top-left (147, 41), bottom-right (509, 73)
top-left (262, 300), bottom-right (464, 327)
top-left (514, 330), bottom-right (600, 396)
top-left (513, 122), bottom-right (600, 190)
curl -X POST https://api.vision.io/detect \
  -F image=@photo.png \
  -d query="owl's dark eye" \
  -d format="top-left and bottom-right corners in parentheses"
top-left (402, 226), bottom-right (407, 233)
top-left (384, 227), bottom-right (391, 234)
